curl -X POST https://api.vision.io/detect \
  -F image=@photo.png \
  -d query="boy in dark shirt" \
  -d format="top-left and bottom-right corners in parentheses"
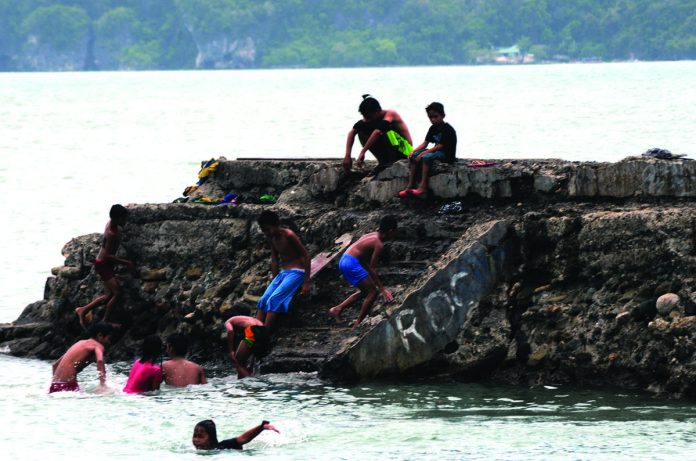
top-left (344, 94), bottom-right (413, 173)
top-left (192, 419), bottom-right (279, 451)
top-left (399, 102), bottom-right (457, 197)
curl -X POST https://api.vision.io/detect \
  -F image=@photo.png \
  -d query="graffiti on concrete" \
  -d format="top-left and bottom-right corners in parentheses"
top-left (394, 309), bottom-right (425, 351)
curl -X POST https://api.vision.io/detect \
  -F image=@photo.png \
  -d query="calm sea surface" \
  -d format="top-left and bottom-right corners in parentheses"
top-left (1, 62), bottom-right (696, 460)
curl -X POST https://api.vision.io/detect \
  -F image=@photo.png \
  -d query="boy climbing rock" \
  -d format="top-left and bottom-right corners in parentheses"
top-left (75, 204), bottom-right (134, 328)
top-left (329, 216), bottom-right (397, 328)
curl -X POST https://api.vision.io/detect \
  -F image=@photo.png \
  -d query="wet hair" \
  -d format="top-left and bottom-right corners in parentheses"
top-left (139, 335), bottom-right (162, 365)
top-left (359, 94), bottom-right (381, 116)
top-left (88, 321), bottom-right (114, 339)
top-left (257, 210), bottom-right (280, 227)
top-left (109, 204), bottom-right (128, 220)
top-left (379, 215), bottom-right (398, 233)
top-left (166, 333), bottom-right (188, 357)
top-left (425, 102), bottom-right (445, 116)
top-left (195, 420), bottom-right (219, 448)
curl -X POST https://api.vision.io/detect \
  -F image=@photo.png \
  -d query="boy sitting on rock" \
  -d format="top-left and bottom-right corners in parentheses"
top-left (399, 102), bottom-right (457, 198)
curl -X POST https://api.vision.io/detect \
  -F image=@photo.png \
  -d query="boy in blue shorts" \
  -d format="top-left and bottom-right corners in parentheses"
top-left (399, 102), bottom-right (457, 197)
top-left (328, 216), bottom-right (397, 328)
top-left (255, 210), bottom-right (310, 331)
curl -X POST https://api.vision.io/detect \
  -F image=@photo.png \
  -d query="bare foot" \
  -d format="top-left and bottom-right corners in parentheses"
top-left (328, 306), bottom-right (342, 324)
top-left (75, 307), bottom-right (87, 329)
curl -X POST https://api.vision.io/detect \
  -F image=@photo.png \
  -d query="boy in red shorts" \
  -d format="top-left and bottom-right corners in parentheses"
top-left (75, 204), bottom-right (134, 328)
top-left (49, 322), bottom-right (113, 393)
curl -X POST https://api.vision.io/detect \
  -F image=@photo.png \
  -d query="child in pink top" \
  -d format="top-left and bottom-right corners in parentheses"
top-left (123, 335), bottom-right (163, 394)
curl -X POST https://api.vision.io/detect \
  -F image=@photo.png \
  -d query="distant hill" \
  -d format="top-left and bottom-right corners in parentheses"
top-left (2, 0), bottom-right (695, 71)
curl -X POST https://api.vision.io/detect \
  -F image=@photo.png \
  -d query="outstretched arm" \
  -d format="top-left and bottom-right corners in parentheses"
top-left (235, 421), bottom-right (280, 446)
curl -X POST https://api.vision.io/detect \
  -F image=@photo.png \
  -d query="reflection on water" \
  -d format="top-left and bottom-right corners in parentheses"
top-left (2, 354), bottom-right (696, 461)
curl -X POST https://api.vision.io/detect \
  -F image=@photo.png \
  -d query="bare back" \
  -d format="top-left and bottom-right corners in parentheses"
top-left (52, 339), bottom-right (104, 382)
top-left (383, 109), bottom-right (413, 145)
top-left (162, 359), bottom-right (207, 386)
top-left (345, 232), bottom-right (384, 268)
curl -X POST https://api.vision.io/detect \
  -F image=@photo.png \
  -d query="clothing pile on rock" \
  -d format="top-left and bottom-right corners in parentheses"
top-left (641, 148), bottom-right (686, 160)
top-left (438, 201), bottom-right (465, 215)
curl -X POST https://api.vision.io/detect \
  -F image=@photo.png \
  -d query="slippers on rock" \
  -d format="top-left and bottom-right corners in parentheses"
top-left (398, 189), bottom-right (411, 198)
top-left (465, 160), bottom-right (497, 168)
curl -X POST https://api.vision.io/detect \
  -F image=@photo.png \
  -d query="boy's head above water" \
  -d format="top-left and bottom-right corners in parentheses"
top-left (88, 322), bottom-right (114, 344)
top-left (166, 333), bottom-right (188, 357)
top-left (192, 420), bottom-right (218, 450)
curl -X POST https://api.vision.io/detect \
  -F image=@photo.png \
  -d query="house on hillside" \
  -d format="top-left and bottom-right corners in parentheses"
top-left (495, 45), bottom-right (535, 64)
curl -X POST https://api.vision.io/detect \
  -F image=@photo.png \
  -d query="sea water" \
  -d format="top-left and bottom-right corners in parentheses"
top-left (1, 62), bottom-right (696, 460)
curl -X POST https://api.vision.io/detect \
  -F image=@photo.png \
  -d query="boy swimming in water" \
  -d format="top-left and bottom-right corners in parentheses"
top-left (225, 315), bottom-right (271, 379)
top-left (49, 322), bottom-right (113, 393)
top-left (328, 216), bottom-right (397, 328)
top-left (192, 419), bottom-right (279, 450)
top-left (162, 333), bottom-right (207, 386)
top-left (255, 210), bottom-right (310, 331)
top-left (75, 204), bottom-right (134, 328)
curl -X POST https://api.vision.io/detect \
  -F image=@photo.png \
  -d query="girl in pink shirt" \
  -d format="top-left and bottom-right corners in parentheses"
top-left (123, 335), bottom-right (163, 394)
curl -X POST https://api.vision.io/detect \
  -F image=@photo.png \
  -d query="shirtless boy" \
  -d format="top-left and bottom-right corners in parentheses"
top-left (75, 204), bottom-right (134, 328)
top-left (328, 216), bottom-right (397, 328)
top-left (162, 334), bottom-right (207, 387)
top-left (344, 94), bottom-right (413, 173)
top-left (255, 210), bottom-right (310, 331)
top-left (225, 315), bottom-right (271, 379)
top-left (49, 322), bottom-right (113, 393)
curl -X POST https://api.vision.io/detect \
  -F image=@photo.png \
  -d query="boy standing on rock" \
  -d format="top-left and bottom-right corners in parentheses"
top-left (75, 204), bottom-right (134, 328)
top-left (49, 322), bottom-right (113, 393)
top-left (328, 216), bottom-right (397, 328)
top-left (255, 210), bottom-right (310, 331)
top-left (162, 334), bottom-right (207, 386)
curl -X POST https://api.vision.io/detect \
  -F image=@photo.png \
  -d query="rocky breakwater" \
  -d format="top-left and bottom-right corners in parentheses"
top-left (3, 156), bottom-right (696, 398)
